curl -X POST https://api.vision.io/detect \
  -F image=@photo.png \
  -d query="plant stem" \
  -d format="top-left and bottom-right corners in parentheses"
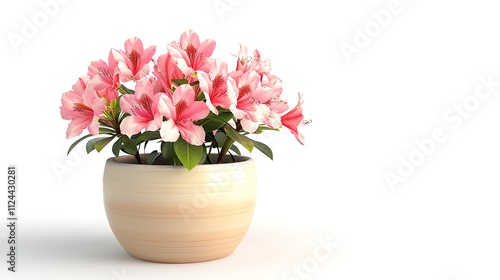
top-left (218, 137), bottom-right (235, 164)
top-left (134, 151), bottom-right (143, 164)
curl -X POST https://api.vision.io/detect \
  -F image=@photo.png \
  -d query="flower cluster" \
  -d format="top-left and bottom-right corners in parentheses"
top-left (60, 30), bottom-right (306, 170)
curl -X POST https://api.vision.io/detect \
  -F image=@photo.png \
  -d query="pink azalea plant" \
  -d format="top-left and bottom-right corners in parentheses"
top-left (60, 30), bottom-right (306, 170)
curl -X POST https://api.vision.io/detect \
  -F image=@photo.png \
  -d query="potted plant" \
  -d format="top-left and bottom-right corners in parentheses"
top-left (59, 30), bottom-right (307, 263)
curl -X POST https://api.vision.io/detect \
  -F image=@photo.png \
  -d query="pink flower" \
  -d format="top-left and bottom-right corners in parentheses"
top-left (112, 37), bottom-right (156, 82)
top-left (281, 93), bottom-right (305, 145)
top-left (87, 51), bottom-right (120, 101)
top-left (71, 75), bottom-right (90, 94)
top-left (167, 30), bottom-right (216, 75)
top-left (153, 52), bottom-right (184, 94)
top-left (236, 45), bottom-right (270, 75)
top-left (119, 78), bottom-right (163, 136)
top-left (261, 73), bottom-right (288, 128)
top-left (60, 80), bottom-right (106, 139)
top-left (158, 84), bottom-right (210, 145)
top-left (197, 59), bottom-right (231, 114)
top-left (236, 45), bottom-right (255, 72)
top-left (227, 70), bottom-right (272, 132)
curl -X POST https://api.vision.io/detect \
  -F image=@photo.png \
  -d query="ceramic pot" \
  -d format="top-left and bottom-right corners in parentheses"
top-left (103, 154), bottom-right (257, 263)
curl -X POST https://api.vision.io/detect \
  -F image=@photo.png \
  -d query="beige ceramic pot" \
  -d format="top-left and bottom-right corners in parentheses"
top-left (103, 154), bottom-right (257, 263)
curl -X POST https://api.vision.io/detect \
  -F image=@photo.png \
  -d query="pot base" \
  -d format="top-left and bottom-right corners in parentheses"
top-left (118, 231), bottom-right (247, 263)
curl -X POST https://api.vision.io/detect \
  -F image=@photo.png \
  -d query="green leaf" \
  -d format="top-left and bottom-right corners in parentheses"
top-left (117, 84), bottom-right (135, 95)
top-left (174, 137), bottom-right (204, 170)
top-left (110, 98), bottom-right (123, 120)
top-left (67, 134), bottom-right (92, 155)
top-left (213, 131), bottom-right (226, 147)
top-left (118, 112), bottom-right (130, 125)
top-left (95, 136), bottom-right (115, 152)
top-left (225, 126), bottom-right (254, 152)
top-left (112, 137), bottom-right (123, 157)
top-left (86, 136), bottom-right (115, 153)
top-left (161, 141), bottom-right (176, 165)
top-left (229, 144), bottom-right (241, 155)
top-left (201, 117), bottom-right (227, 132)
top-left (205, 131), bottom-right (216, 143)
top-left (99, 127), bottom-right (116, 134)
top-left (146, 151), bottom-right (160, 165)
top-left (201, 113), bottom-right (235, 132)
top-left (130, 133), bottom-right (139, 144)
top-left (172, 78), bottom-right (189, 86)
top-left (253, 140), bottom-right (273, 160)
top-left (120, 135), bottom-right (138, 155)
top-left (255, 125), bottom-right (279, 134)
top-left (135, 131), bottom-right (161, 145)
top-left (200, 144), bottom-right (208, 164)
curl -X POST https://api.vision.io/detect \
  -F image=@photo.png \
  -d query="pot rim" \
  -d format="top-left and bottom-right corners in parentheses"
top-left (105, 154), bottom-right (254, 171)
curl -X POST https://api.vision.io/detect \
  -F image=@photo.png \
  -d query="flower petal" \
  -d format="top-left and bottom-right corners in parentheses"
top-left (178, 122), bottom-right (206, 146)
top-left (88, 116), bottom-right (101, 135)
top-left (198, 39), bottom-right (216, 58)
top-left (65, 122), bottom-right (85, 139)
top-left (158, 94), bottom-right (175, 119)
top-left (120, 116), bottom-right (145, 136)
top-left (179, 101), bottom-right (210, 122)
top-left (281, 93), bottom-right (305, 145)
top-left (160, 119), bottom-right (180, 142)
top-left (240, 118), bottom-right (259, 133)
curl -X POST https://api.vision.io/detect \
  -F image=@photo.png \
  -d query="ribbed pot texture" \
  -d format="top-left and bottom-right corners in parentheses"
top-left (103, 155), bottom-right (257, 263)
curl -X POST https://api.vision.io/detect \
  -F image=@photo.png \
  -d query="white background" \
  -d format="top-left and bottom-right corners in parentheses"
top-left (1, 0), bottom-right (500, 279)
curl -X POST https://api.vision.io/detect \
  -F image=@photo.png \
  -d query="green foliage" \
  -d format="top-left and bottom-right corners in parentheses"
top-left (86, 136), bottom-right (115, 153)
top-left (66, 85), bottom-right (278, 170)
top-left (174, 137), bottom-right (204, 170)
top-left (252, 140), bottom-right (273, 160)
top-left (225, 125), bottom-right (254, 152)
top-left (197, 111), bottom-right (234, 132)
top-left (67, 134), bottom-right (92, 155)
